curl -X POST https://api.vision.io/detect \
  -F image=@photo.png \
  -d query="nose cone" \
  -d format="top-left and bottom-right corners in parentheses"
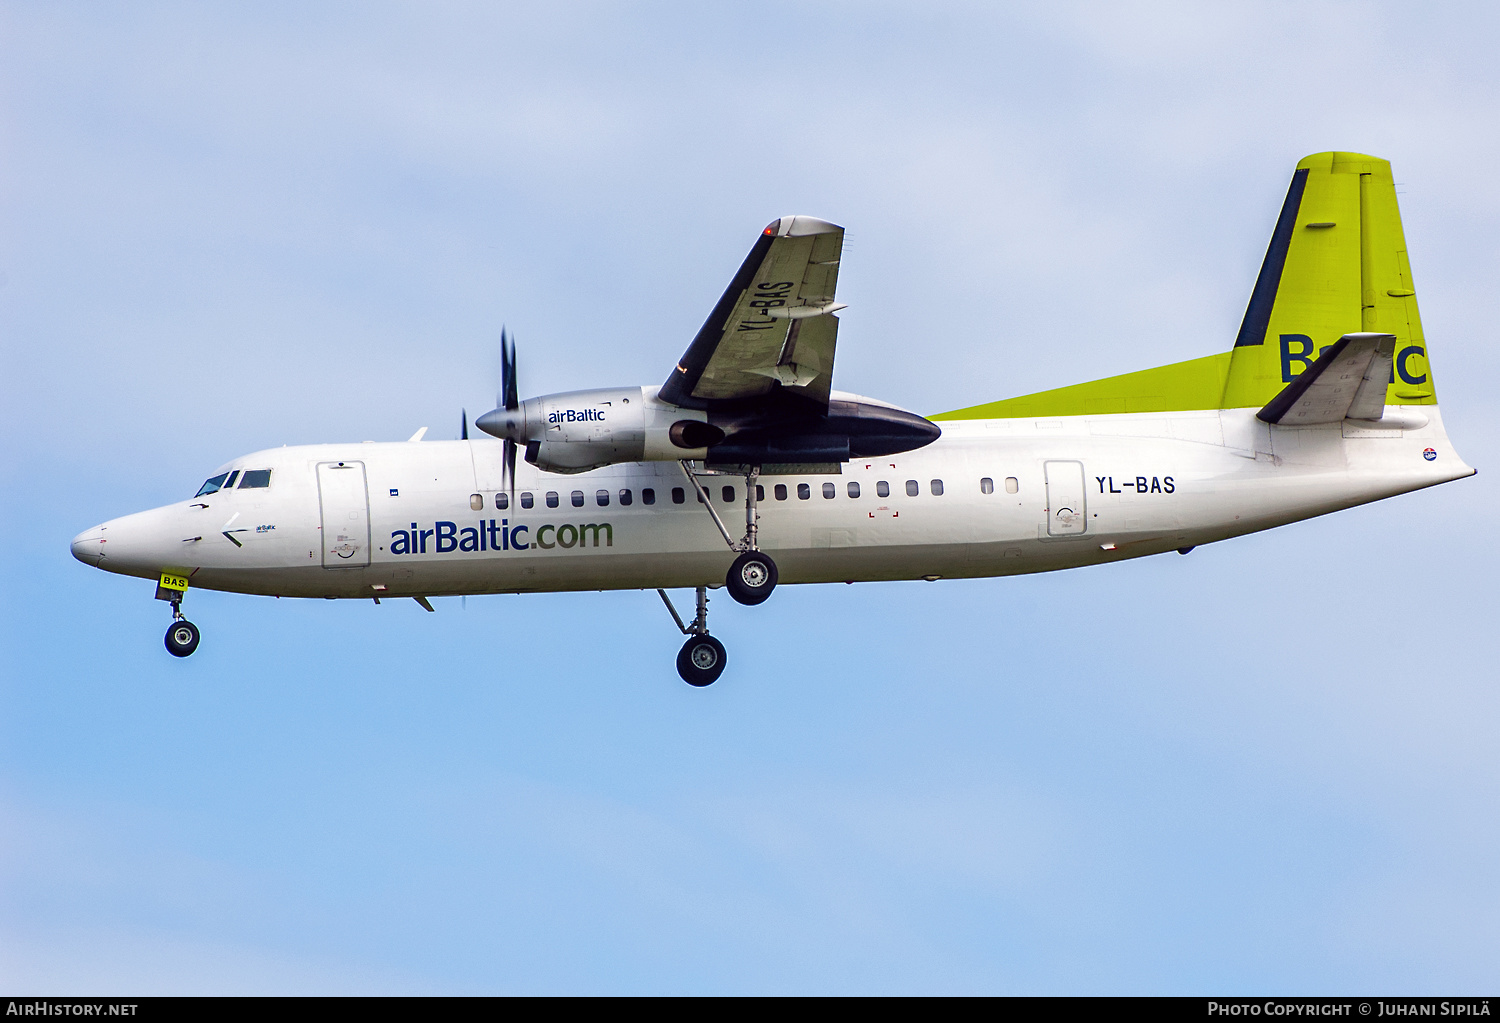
top-left (476, 407), bottom-right (520, 440)
top-left (71, 507), bottom-right (180, 577)
top-left (71, 525), bottom-right (107, 567)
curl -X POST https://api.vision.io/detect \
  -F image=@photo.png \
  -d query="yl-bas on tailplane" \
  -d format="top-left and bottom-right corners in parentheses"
top-left (73, 152), bottom-right (1474, 685)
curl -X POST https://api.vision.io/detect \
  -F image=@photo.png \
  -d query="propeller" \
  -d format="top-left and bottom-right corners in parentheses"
top-left (500, 328), bottom-right (519, 498)
top-left (474, 327), bottom-right (524, 500)
top-left (460, 408), bottom-right (468, 441)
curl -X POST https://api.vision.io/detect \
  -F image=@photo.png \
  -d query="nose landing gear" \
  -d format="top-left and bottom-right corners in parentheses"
top-left (165, 617), bottom-right (201, 657)
top-left (156, 573), bottom-right (201, 657)
top-left (658, 586), bottom-right (726, 686)
top-left (163, 595), bottom-right (200, 658)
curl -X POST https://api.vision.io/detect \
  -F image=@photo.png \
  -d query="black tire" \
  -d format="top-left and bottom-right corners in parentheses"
top-left (676, 634), bottom-right (727, 686)
top-left (725, 550), bottom-right (778, 606)
top-left (165, 620), bottom-right (200, 658)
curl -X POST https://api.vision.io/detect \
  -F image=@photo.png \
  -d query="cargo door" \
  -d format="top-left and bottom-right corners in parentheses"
top-left (1044, 460), bottom-right (1087, 536)
top-left (317, 461), bottom-right (371, 567)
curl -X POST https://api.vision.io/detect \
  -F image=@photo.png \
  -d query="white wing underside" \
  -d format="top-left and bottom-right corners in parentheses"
top-left (665, 216), bottom-right (845, 407)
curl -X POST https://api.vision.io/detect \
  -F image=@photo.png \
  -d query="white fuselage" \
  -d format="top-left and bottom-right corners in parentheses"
top-left (70, 407), bottom-right (1472, 600)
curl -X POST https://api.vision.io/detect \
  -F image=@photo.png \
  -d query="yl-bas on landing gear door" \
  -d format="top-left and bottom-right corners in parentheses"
top-left (155, 569), bottom-right (190, 603)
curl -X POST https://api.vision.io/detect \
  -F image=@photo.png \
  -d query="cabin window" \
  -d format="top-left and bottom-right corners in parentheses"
top-left (877, 481), bottom-right (890, 498)
top-left (672, 487), bottom-right (685, 504)
top-left (822, 482), bottom-right (836, 499)
top-left (520, 492), bottom-right (534, 509)
top-left (618, 489), bottom-right (633, 506)
top-left (571, 491), bottom-right (585, 508)
top-left (1005, 477), bottom-right (1019, 494)
top-left (596, 490), bottom-right (610, 507)
top-left (774, 484), bottom-right (788, 501)
top-left (722, 485), bottom-right (735, 503)
top-left (238, 469), bottom-right (272, 489)
top-left (797, 483), bottom-right (811, 500)
top-left (980, 477), bottom-right (994, 494)
top-left (495, 492), bottom-right (509, 510)
top-left (546, 491), bottom-right (559, 508)
top-left (195, 473), bottom-right (229, 497)
top-left (642, 488), bottom-right (656, 505)
top-left (906, 480), bottom-right (919, 497)
top-left (470, 494), bottom-right (484, 511)
top-left (756, 485), bottom-right (764, 501)
top-left (224, 471), bottom-right (240, 489)
top-left (930, 479), bottom-right (944, 496)
top-left (847, 482), bottom-right (860, 498)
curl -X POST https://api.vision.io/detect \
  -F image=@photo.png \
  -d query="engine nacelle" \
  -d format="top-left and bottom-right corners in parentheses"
top-left (477, 386), bottom-right (937, 474)
top-left (476, 387), bottom-right (717, 474)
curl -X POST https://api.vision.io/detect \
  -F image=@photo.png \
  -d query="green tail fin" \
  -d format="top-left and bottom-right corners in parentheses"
top-left (933, 152), bottom-right (1435, 422)
top-left (1221, 151), bottom-right (1434, 408)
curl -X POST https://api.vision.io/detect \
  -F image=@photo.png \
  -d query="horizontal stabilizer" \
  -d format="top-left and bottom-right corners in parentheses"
top-left (1257, 333), bottom-right (1396, 425)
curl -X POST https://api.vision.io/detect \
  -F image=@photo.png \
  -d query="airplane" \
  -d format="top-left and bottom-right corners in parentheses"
top-left (71, 151), bottom-right (1473, 685)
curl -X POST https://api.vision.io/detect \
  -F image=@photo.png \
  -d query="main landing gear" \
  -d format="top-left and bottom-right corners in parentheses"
top-left (659, 586), bottom-right (726, 686)
top-left (163, 597), bottom-right (200, 658)
top-left (679, 461), bottom-right (779, 606)
top-left (726, 550), bottom-right (777, 606)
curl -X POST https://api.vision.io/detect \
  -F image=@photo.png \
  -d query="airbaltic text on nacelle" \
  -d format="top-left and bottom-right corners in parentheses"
top-left (549, 408), bottom-right (605, 423)
top-left (388, 519), bottom-right (613, 554)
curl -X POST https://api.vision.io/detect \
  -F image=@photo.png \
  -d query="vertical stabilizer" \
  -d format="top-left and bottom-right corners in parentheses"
top-left (1220, 153), bottom-right (1435, 410)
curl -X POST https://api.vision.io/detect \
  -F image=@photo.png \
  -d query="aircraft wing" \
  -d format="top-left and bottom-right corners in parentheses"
top-left (659, 216), bottom-right (845, 410)
top-left (1257, 332), bottom-right (1397, 426)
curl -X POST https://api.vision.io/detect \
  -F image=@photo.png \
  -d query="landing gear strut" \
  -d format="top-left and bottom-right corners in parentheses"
top-left (679, 461), bottom-right (778, 606)
top-left (659, 586), bottom-right (726, 686)
top-left (163, 597), bottom-right (200, 658)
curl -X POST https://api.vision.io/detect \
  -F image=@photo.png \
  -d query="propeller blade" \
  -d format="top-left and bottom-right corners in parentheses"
top-left (501, 324), bottom-right (513, 408)
top-left (502, 329), bottom-right (519, 411)
top-left (461, 408), bottom-right (468, 441)
top-left (503, 437), bottom-right (517, 499)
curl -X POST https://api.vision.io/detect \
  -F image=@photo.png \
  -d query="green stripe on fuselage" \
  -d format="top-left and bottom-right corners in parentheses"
top-left (931, 351), bottom-right (1232, 421)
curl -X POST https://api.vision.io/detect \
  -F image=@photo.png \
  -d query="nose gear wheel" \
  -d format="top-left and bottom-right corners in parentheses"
top-left (165, 619), bottom-right (200, 657)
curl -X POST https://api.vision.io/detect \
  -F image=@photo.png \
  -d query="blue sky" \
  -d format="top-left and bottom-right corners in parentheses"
top-left (3, 1), bottom-right (1498, 994)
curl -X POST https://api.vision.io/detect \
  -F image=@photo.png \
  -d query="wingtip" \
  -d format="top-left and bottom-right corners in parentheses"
top-left (766, 216), bottom-right (843, 238)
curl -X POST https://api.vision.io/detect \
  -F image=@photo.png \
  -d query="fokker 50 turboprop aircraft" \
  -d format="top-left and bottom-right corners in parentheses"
top-left (72, 152), bottom-right (1473, 685)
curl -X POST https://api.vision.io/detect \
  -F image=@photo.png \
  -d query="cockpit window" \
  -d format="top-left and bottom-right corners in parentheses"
top-left (195, 473), bottom-right (230, 497)
top-left (238, 469), bottom-right (272, 489)
top-left (224, 470), bottom-right (240, 489)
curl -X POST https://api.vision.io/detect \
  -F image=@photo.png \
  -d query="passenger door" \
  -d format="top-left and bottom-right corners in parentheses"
top-left (1044, 460), bottom-right (1087, 536)
top-left (317, 461), bottom-right (371, 567)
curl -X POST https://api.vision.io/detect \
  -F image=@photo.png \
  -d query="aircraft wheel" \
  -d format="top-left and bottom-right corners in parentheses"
top-left (676, 634), bottom-right (726, 687)
top-left (725, 551), bottom-right (778, 606)
top-left (165, 620), bottom-right (200, 658)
